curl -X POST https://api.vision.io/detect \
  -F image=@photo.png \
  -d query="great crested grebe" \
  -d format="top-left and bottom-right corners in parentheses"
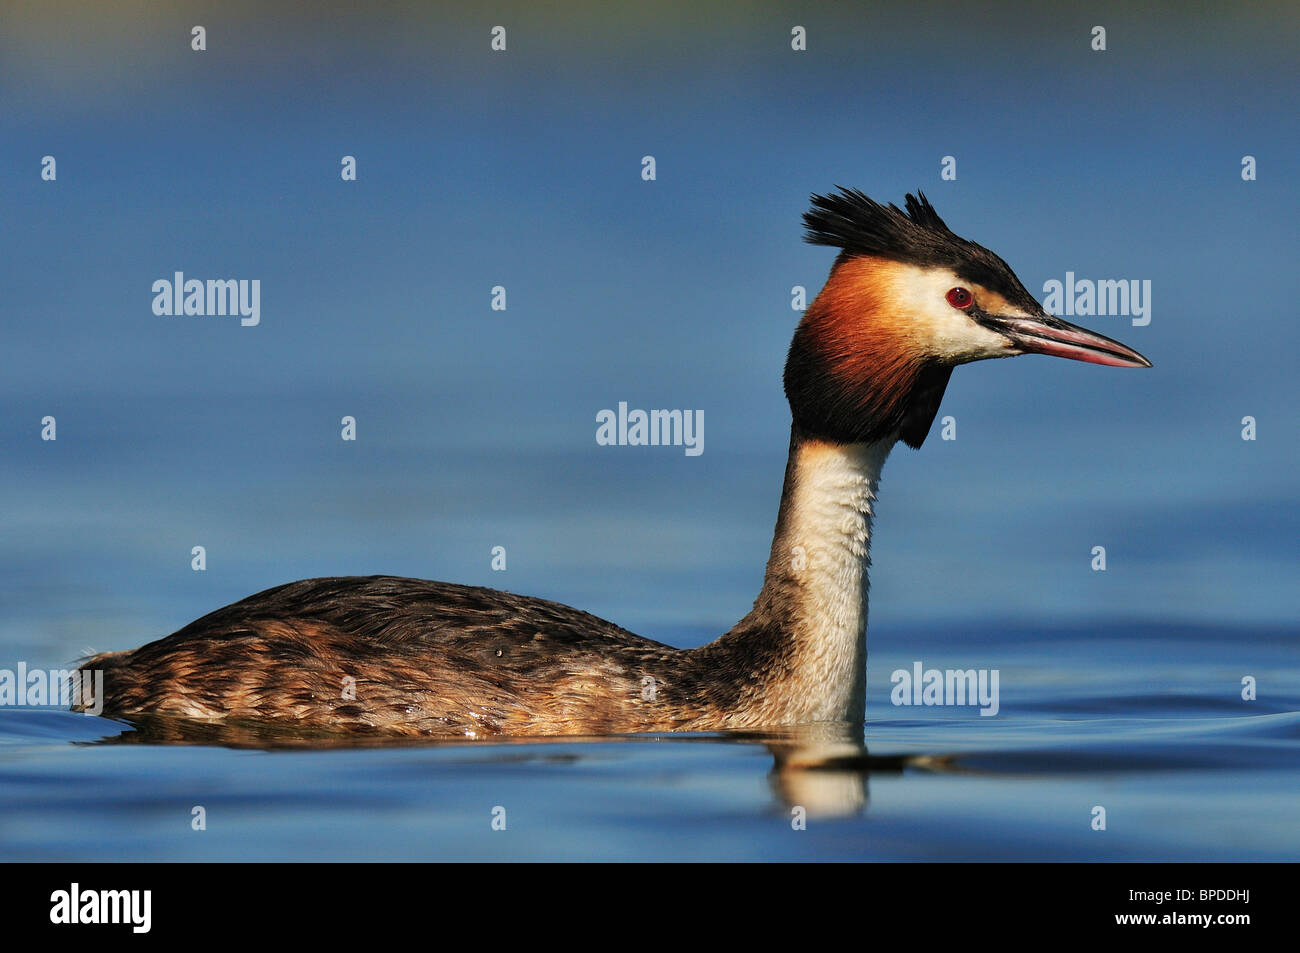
top-left (77, 189), bottom-right (1150, 737)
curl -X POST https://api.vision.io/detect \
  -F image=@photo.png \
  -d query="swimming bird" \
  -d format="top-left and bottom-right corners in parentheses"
top-left (76, 189), bottom-right (1151, 737)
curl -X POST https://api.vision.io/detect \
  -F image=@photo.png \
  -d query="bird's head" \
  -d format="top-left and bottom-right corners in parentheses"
top-left (785, 188), bottom-right (1151, 448)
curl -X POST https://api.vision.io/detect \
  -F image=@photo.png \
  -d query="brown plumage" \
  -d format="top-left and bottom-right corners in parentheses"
top-left (785, 254), bottom-right (955, 447)
top-left (81, 576), bottom-right (808, 736)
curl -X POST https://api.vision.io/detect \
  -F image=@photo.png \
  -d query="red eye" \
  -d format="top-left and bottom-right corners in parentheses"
top-left (946, 287), bottom-right (973, 309)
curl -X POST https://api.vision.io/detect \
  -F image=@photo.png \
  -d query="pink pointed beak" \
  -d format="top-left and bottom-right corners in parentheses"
top-left (989, 312), bottom-right (1152, 368)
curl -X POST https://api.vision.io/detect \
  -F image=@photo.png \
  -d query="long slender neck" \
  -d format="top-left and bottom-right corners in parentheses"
top-left (709, 428), bottom-right (894, 727)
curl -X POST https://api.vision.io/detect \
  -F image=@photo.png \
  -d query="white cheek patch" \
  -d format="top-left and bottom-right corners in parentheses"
top-left (936, 309), bottom-right (1017, 363)
top-left (893, 266), bottom-right (1020, 363)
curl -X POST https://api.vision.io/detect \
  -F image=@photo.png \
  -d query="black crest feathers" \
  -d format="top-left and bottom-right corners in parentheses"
top-left (803, 188), bottom-right (955, 259)
top-left (802, 187), bottom-right (1039, 311)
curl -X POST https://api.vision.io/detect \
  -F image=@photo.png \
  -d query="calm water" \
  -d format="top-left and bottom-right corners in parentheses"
top-left (2, 620), bottom-right (1295, 862)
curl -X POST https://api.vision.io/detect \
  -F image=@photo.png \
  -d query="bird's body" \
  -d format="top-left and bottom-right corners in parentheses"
top-left (81, 435), bottom-right (891, 736)
top-left (77, 190), bottom-right (1150, 737)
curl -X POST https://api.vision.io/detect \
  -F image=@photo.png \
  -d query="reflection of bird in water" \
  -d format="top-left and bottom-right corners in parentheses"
top-left (75, 190), bottom-right (1150, 737)
top-left (765, 722), bottom-right (880, 817)
top-left (763, 722), bottom-right (963, 818)
top-left (87, 715), bottom-right (953, 819)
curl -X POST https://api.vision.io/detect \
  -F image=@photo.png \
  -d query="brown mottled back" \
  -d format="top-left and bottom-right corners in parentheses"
top-left (79, 576), bottom-right (783, 737)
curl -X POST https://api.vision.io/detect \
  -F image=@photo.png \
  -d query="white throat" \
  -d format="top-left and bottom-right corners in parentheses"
top-left (762, 438), bottom-right (893, 723)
